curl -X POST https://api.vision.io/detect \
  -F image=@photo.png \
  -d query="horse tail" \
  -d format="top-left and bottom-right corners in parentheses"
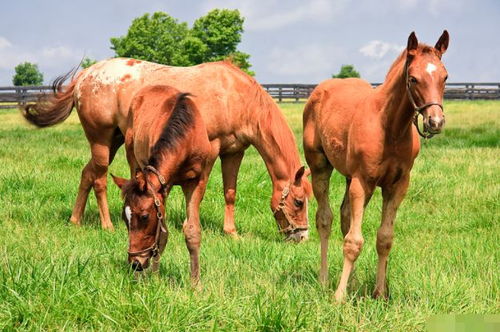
top-left (22, 65), bottom-right (80, 128)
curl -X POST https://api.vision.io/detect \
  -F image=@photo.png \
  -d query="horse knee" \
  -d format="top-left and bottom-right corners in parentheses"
top-left (376, 229), bottom-right (393, 256)
top-left (315, 208), bottom-right (332, 238)
top-left (224, 189), bottom-right (236, 205)
top-left (343, 234), bottom-right (364, 261)
top-left (183, 223), bottom-right (201, 252)
top-left (93, 176), bottom-right (107, 194)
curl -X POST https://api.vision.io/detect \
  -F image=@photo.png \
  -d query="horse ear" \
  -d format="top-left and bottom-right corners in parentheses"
top-left (407, 31), bottom-right (418, 56)
top-left (111, 174), bottom-right (128, 190)
top-left (435, 30), bottom-right (449, 56)
top-left (135, 169), bottom-right (147, 192)
top-left (294, 166), bottom-right (306, 185)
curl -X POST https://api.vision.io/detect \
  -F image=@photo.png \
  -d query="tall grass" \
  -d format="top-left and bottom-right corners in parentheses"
top-left (0, 101), bottom-right (498, 330)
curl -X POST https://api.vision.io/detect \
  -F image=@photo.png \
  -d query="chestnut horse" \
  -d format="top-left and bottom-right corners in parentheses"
top-left (24, 59), bottom-right (311, 242)
top-left (111, 85), bottom-right (211, 281)
top-left (303, 31), bottom-right (449, 302)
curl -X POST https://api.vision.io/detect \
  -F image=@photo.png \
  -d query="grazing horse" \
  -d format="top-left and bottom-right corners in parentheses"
top-left (303, 31), bottom-right (449, 302)
top-left (111, 85), bottom-right (211, 281)
top-left (23, 59), bottom-right (311, 242)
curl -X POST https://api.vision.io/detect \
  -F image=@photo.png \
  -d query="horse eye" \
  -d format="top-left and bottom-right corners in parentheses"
top-left (140, 214), bottom-right (149, 222)
top-left (294, 199), bottom-right (304, 208)
top-left (409, 76), bottom-right (418, 84)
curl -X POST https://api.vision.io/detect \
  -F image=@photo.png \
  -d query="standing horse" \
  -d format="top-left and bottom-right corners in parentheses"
top-left (111, 85), bottom-right (211, 281)
top-left (303, 31), bottom-right (449, 302)
top-left (24, 60), bottom-right (311, 242)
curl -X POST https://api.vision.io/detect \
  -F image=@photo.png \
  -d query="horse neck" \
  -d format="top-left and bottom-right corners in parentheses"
top-left (249, 99), bottom-right (302, 192)
top-left (148, 150), bottom-right (184, 187)
top-left (377, 59), bottom-right (415, 141)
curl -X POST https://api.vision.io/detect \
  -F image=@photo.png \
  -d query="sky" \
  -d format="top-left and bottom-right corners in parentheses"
top-left (0, 0), bottom-right (498, 85)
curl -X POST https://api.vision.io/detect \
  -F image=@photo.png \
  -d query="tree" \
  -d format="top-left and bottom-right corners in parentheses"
top-left (111, 12), bottom-right (191, 66)
top-left (192, 9), bottom-right (253, 75)
top-left (81, 57), bottom-right (97, 69)
top-left (332, 64), bottom-right (360, 79)
top-left (192, 9), bottom-right (243, 59)
top-left (110, 10), bottom-right (253, 75)
top-left (13, 62), bottom-right (44, 86)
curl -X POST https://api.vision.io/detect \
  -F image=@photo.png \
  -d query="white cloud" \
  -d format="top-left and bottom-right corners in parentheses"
top-left (200, 0), bottom-right (349, 31)
top-left (393, 0), bottom-right (464, 16)
top-left (265, 43), bottom-right (347, 81)
top-left (0, 36), bottom-right (12, 49)
top-left (0, 39), bottom-right (84, 84)
top-left (359, 40), bottom-right (404, 59)
top-left (41, 46), bottom-right (74, 58)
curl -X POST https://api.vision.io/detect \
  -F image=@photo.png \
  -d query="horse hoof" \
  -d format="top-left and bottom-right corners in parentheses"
top-left (103, 225), bottom-right (115, 232)
top-left (226, 232), bottom-right (240, 240)
top-left (372, 288), bottom-right (389, 300)
top-left (334, 290), bottom-right (347, 304)
top-left (69, 218), bottom-right (81, 227)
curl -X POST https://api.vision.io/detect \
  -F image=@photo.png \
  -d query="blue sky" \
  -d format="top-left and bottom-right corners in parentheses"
top-left (0, 0), bottom-right (498, 85)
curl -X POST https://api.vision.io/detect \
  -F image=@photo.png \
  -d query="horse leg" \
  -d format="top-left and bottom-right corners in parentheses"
top-left (70, 128), bottom-right (121, 230)
top-left (181, 158), bottom-right (216, 286)
top-left (334, 177), bottom-right (373, 303)
top-left (220, 151), bottom-right (244, 236)
top-left (373, 175), bottom-right (410, 299)
top-left (340, 178), bottom-right (352, 237)
top-left (306, 147), bottom-right (334, 286)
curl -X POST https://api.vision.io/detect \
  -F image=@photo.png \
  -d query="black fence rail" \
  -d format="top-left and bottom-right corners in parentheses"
top-left (1, 83), bottom-right (499, 109)
top-left (262, 82), bottom-right (500, 102)
top-left (0, 85), bottom-right (52, 109)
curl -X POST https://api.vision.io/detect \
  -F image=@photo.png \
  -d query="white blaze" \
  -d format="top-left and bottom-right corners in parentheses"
top-left (125, 206), bottom-right (132, 224)
top-left (426, 63), bottom-right (437, 75)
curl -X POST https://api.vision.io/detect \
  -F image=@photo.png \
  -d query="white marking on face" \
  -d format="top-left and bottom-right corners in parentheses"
top-left (125, 206), bottom-right (132, 225)
top-left (426, 63), bottom-right (437, 75)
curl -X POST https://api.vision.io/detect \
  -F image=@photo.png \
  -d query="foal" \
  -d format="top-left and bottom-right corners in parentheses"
top-left (303, 31), bottom-right (449, 302)
top-left (112, 85), bottom-right (211, 283)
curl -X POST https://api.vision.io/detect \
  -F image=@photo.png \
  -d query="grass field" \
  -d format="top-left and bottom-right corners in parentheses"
top-left (0, 101), bottom-right (498, 331)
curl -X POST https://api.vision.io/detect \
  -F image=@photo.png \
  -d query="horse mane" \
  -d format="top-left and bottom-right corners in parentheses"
top-left (148, 92), bottom-right (195, 167)
top-left (254, 84), bottom-right (302, 174)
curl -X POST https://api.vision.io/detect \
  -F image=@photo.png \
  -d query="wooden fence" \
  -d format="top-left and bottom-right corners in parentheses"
top-left (0, 85), bottom-right (52, 109)
top-left (262, 82), bottom-right (500, 102)
top-left (1, 83), bottom-right (500, 109)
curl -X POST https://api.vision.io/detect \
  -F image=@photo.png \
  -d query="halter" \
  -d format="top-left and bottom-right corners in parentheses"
top-left (405, 59), bottom-right (443, 139)
top-left (127, 165), bottom-right (169, 259)
top-left (272, 183), bottom-right (308, 234)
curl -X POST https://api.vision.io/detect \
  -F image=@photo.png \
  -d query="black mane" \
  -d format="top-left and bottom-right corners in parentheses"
top-left (148, 93), bottom-right (194, 167)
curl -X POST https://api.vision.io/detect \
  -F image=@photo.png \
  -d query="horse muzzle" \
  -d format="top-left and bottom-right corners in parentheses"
top-left (129, 254), bottom-right (150, 271)
top-left (424, 115), bottom-right (445, 135)
top-left (285, 228), bottom-right (309, 243)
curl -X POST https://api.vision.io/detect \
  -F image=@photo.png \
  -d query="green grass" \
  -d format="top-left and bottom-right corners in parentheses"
top-left (0, 101), bottom-right (498, 331)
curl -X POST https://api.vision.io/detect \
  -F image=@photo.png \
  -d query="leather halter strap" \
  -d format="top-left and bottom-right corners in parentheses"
top-left (273, 183), bottom-right (308, 234)
top-left (405, 59), bottom-right (443, 139)
top-left (127, 165), bottom-right (168, 258)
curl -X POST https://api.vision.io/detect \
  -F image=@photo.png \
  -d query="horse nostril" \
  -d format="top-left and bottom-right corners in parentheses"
top-left (131, 260), bottom-right (143, 271)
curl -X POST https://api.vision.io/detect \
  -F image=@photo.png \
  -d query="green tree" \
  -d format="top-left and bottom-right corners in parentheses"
top-left (12, 62), bottom-right (44, 86)
top-left (192, 9), bottom-right (243, 59)
top-left (110, 10), bottom-right (253, 75)
top-left (81, 57), bottom-right (97, 69)
top-left (111, 12), bottom-right (191, 66)
top-left (332, 64), bottom-right (360, 79)
top-left (192, 9), bottom-right (253, 75)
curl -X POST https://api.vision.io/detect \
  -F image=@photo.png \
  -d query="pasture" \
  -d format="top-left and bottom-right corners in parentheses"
top-left (0, 101), bottom-right (498, 330)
